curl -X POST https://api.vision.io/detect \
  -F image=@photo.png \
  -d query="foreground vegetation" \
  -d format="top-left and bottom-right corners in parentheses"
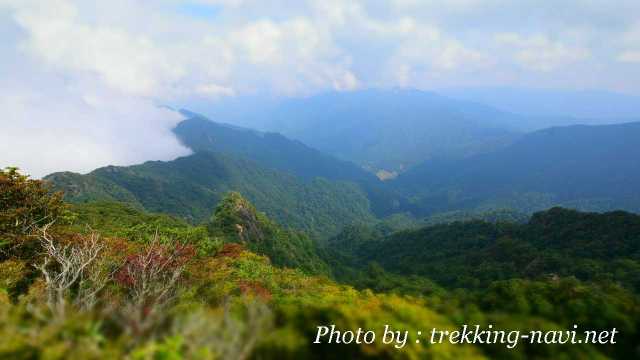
top-left (1, 168), bottom-right (639, 359)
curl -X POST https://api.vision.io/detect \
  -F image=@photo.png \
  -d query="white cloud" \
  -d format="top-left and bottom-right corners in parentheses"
top-left (0, 0), bottom-right (364, 176)
top-left (495, 33), bottom-right (590, 72)
top-left (332, 71), bottom-right (359, 91)
top-left (0, 74), bottom-right (191, 178)
top-left (386, 23), bottom-right (491, 86)
top-left (616, 22), bottom-right (640, 63)
top-left (617, 51), bottom-right (640, 63)
top-left (196, 83), bottom-right (236, 97)
top-left (3, 0), bottom-right (634, 97)
top-left (4, 0), bottom-right (356, 99)
top-left (11, 0), bottom-right (184, 97)
top-left (232, 20), bottom-right (285, 65)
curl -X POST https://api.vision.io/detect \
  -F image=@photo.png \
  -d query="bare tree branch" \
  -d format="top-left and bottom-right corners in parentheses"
top-left (33, 222), bottom-right (106, 319)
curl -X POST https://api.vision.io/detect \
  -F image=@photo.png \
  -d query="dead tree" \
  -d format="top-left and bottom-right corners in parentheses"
top-left (33, 222), bottom-right (105, 318)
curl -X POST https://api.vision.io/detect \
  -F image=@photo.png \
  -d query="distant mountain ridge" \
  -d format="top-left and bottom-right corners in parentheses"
top-left (394, 121), bottom-right (640, 215)
top-left (258, 89), bottom-right (524, 173)
top-left (44, 99), bottom-right (640, 241)
top-left (181, 88), bottom-right (640, 173)
top-left (185, 89), bottom-right (523, 173)
top-left (174, 110), bottom-right (375, 184)
top-left (441, 87), bottom-right (640, 122)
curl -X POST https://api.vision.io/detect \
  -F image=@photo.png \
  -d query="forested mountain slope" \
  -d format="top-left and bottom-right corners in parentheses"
top-left (174, 112), bottom-right (375, 183)
top-left (5, 163), bottom-right (640, 359)
top-left (173, 113), bottom-right (406, 216)
top-left (45, 152), bottom-right (376, 239)
top-left (394, 121), bottom-right (640, 215)
top-left (330, 207), bottom-right (640, 291)
top-left (1, 170), bottom-right (488, 359)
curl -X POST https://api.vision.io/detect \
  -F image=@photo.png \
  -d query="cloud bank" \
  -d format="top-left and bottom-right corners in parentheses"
top-left (0, 71), bottom-right (190, 178)
top-left (1, 0), bottom-right (640, 177)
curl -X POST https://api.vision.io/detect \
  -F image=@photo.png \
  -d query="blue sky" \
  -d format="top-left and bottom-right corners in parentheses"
top-left (1, 0), bottom-right (640, 177)
top-left (177, 3), bottom-right (222, 20)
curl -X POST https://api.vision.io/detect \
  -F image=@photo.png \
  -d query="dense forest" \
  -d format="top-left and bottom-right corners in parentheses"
top-left (2, 167), bottom-right (639, 359)
top-left (45, 152), bottom-right (377, 241)
top-left (326, 207), bottom-right (640, 291)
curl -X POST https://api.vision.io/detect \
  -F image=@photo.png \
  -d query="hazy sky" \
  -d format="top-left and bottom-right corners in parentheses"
top-left (2, 0), bottom-right (640, 177)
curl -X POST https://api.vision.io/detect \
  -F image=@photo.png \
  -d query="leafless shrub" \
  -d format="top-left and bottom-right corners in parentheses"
top-left (33, 222), bottom-right (106, 318)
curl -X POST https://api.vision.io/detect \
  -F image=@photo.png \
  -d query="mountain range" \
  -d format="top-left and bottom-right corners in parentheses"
top-left (394, 121), bottom-right (640, 216)
top-left (440, 87), bottom-right (640, 122)
top-left (17, 88), bottom-right (640, 359)
top-left (46, 90), bottom-right (640, 238)
top-left (181, 88), bottom-right (639, 175)
top-left (184, 89), bottom-right (525, 173)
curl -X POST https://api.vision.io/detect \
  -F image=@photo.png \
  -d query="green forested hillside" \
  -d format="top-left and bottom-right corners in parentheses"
top-left (321, 207), bottom-right (640, 358)
top-left (174, 113), bottom-right (408, 217)
top-left (71, 196), bottom-right (329, 275)
top-left (1, 169), bottom-right (488, 359)
top-left (45, 152), bottom-right (376, 240)
top-left (206, 192), bottom-right (329, 274)
top-left (4, 168), bottom-right (638, 359)
top-left (330, 207), bottom-right (640, 292)
top-left (174, 112), bottom-right (375, 184)
top-left (394, 121), bottom-right (640, 216)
